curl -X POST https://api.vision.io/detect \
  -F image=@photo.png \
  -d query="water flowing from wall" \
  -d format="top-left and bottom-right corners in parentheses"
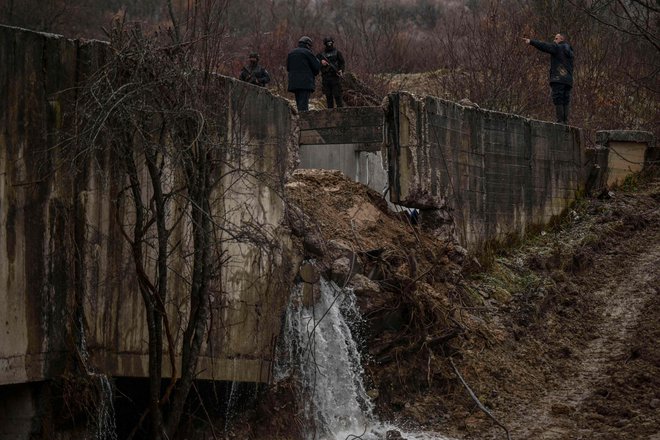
top-left (277, 277), bottom-right (452, 440)
top-left (75, 298), bottom-right (117, 440)
top-left (92, 374), bottom-right (118, 440)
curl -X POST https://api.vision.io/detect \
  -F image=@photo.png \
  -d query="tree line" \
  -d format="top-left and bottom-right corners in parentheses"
top-left (2, 0), bottom-right (657, 137)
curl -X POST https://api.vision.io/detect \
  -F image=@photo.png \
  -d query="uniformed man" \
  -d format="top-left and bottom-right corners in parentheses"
top-left (317, 36), bottom-right (346, 108)
top-left (287, 36), bottom-right (321, 111)
top-left (239, 52), bottom-right (271, 87)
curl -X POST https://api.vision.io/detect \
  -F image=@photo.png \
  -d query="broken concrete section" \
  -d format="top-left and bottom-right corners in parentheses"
top-left (298, 107), bottom-right (384, 147)
top-left (385, 92), bottom-right (585, 250)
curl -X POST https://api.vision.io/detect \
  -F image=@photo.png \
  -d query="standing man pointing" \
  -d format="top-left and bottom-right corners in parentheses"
top-left (524, 33), bottom-right (574, 124)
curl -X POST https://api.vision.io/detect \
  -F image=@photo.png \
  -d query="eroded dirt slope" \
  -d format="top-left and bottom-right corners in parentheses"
top-left (251, 169), bottom-right (659, 440)
top-left (450, 175), bottom-right (660, 440)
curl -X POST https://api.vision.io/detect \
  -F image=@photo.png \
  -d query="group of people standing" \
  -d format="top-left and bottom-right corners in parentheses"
top-left (288, 35), bottom-right (346, 111)
top-left (239, 35), bottom-right (345, 112)
top-left (239, 33), bottom-right (574, 124)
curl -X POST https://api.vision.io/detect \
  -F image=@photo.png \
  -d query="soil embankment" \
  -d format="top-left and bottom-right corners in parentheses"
top-left (252, 169), bottom-right (659, 439)
top-left (450, 174), bottom-right (660, 439)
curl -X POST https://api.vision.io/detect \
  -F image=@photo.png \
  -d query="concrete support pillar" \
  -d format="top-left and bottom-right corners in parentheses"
top-left (0, 384), bottom-right (38, 440)
top-left (588, 130), bottom-right (656, 190)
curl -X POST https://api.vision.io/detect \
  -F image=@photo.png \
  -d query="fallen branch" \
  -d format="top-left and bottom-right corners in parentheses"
top-left (449, 357), bottom-right (511, 440)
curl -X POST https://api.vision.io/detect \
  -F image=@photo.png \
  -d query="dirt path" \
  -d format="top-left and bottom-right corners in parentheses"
top-left (450, 181), bottom-right (660, 440)
top-left (514, 244), bottom-right (660, 439)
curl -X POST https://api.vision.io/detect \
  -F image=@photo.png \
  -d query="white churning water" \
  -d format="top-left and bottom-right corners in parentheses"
top-left (92, 374), bottom-right (118, 440)
top-left (276, 277), bottom-right (454, 440)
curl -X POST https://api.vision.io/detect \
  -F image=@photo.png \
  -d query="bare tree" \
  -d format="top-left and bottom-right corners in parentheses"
top-left (70, 8), bottom-right (284, 438)
top-left (568, 0), bottom-right (659, 52)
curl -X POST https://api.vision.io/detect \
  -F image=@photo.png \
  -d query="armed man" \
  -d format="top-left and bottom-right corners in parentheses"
top-left (317, 36), bottom-right (346, 108)
top-left (524, 33), bottom-right (574, 124)
top-left (239, 52), bottom-right (271, 87)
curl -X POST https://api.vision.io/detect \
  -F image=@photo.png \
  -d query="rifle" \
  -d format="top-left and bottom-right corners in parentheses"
top-left (241, 66), bottom-right (260, 85)
top-left (320, 53), bottom-right (343, 77)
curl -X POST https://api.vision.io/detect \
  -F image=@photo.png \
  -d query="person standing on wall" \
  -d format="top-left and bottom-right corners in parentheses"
top-left (524, 33), bottom-right (574, 124)
top-left (317, 36), bottom-right (346, 108)
top-left (239, 52), bottom-right (271, 87)
top-left (287, 36), bottom-right (321, 112)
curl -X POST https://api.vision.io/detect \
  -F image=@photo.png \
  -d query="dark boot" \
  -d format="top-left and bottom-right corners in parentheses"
top-left (563, 105), bottom-right (570, 124)
top-left (555, 105), bottom-right (564, 123)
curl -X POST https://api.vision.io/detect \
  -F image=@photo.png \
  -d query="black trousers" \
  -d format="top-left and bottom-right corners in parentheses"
top-left (322, 77), bottom-right (343, 108)
top-left (294, 90), bottom-right (312, 111)
top-left (551, 83), bottom-right (572, 123)
top-left (550, 83), bottom-right (572, 105)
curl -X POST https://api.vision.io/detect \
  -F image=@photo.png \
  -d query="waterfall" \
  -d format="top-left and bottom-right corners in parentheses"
top-left (277, 279), bottom-right (371, 439)
top-left (75, 292), bottom-right (117, 440)
top-left (91, 374), bottom-right (118, 440)
top-left (277, 277), bottom-right (452, 440)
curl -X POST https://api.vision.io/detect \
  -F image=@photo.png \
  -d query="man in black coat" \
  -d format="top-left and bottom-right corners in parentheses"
top-left (239, 52), bottom-right (271, 87)
top-left (287, 36), bottom-right (321, 111)
top-left (524, 33), bottom-right (574, 124)
top-left (317, 36), bottom-right (346, 108)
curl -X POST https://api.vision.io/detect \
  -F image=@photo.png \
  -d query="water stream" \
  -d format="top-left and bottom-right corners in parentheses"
top-left (277, 277), bottom-right (453, 440)
top-left (76, 298), bottom-right (118, 440)
top-left (91, 374), bottom-right (118, 440)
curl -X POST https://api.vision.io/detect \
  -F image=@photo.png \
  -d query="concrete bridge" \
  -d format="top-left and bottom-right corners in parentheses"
top-left (0, 25), bottom-right (655, 439)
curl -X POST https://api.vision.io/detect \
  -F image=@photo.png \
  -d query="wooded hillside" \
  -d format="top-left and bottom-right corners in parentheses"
top-left (2, 0), bottom-right (657, 145)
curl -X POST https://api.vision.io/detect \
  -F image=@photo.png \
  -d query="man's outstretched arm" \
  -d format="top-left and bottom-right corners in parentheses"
top-left (523, 37), bottom-right (558, 54)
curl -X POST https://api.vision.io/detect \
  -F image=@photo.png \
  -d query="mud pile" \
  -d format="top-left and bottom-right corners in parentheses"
top-left (448, 172), bottom-right (660, 439)
top-left (283, 170), bottom-right (490, 433)
top-left (240, 168), bottom-right (660, 440)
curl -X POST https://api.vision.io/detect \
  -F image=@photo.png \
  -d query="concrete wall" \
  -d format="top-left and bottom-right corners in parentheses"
top-left (0, 25), bottom-right (82, 385)
top-left (385, 92), bottom-right (584, 250)
top-left (299, 107), bottom-right (389, 193)
top-left (589, 130), bottom-right (656, 188)
top-left (0, 25), bottom-right (298, 385)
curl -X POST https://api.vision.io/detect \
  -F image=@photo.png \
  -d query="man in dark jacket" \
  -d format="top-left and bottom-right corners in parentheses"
top-left (239, 52), bottom-right (271, 87)
top-left (524, 33), bottom-right (574, 124)
top-left (287, 36), bottom-right (321, 111)
top-left (317, 36), bottom-right (346, 108)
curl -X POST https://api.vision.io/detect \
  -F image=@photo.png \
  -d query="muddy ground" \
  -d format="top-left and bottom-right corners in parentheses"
top-left (244, 168), bottom-right (659, 440)
top-left (447, 172), bottom-right (660, 440)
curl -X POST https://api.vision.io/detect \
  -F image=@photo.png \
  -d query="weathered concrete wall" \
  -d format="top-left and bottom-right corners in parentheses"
top-left (0, 25), bottom-right (298, 385)
top-left (386, 92), bottom-right (584, 250)
top-left (0, 25), bottom-right (82, 385)
top-left (588, 130), bottom-right (656, 189)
